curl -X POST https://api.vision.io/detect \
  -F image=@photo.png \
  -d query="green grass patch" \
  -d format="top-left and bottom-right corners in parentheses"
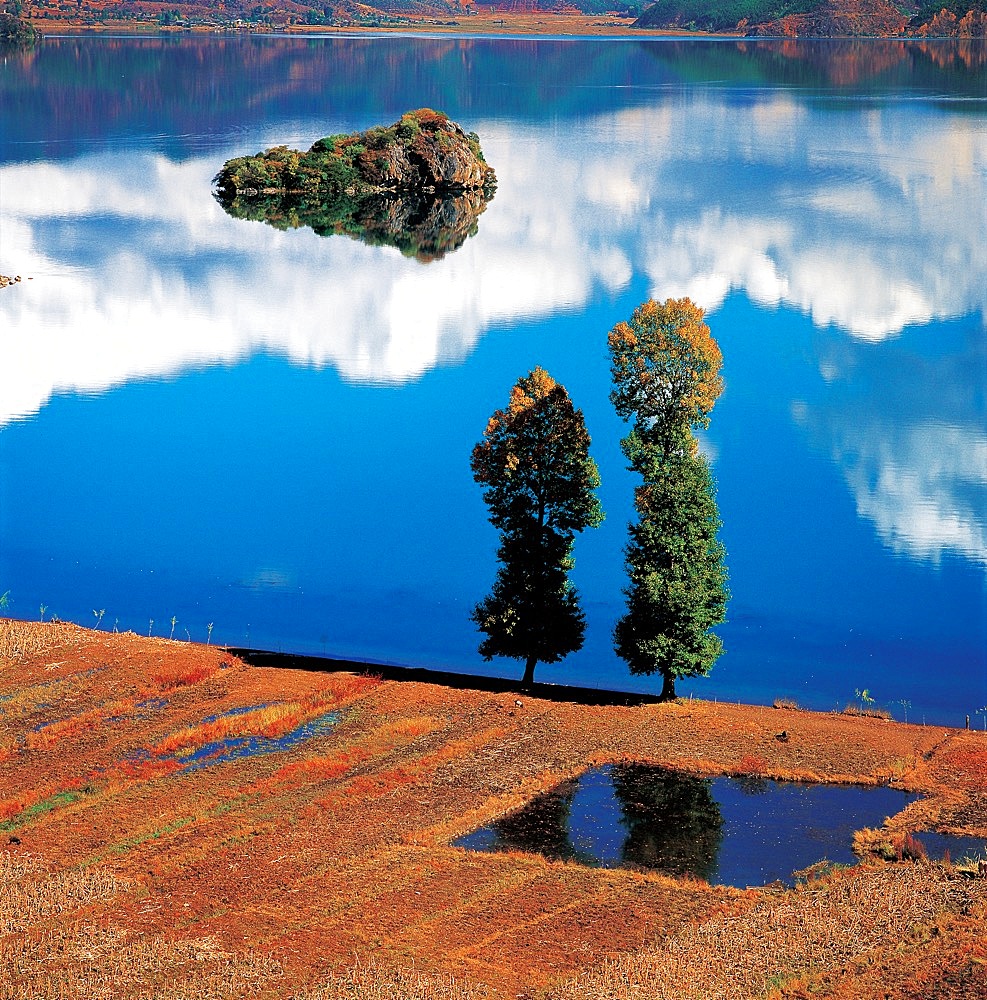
top-left (0, 789), bottom-right (86, 832)
top-left (104, 815), bottom-right (195, 856)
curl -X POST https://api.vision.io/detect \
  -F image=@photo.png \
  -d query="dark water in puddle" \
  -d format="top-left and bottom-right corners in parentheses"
top-left (913, 830), bottom-right (987, 865)
top-left (454, 764), bottom-right (925, 887)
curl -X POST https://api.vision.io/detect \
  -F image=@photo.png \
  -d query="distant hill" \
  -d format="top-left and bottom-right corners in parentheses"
top-left (10, 0), bottom-right (987, 34)
top-left (633, 0), bottom-right (987, 34)
top-left (633, 0), bottom-right (816, 32)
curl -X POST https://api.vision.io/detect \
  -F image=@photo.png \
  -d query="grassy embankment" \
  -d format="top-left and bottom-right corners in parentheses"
top-left (1, 618), bottom-right (985, 999)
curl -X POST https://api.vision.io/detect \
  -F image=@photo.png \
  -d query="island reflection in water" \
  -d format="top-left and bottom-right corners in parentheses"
top-left (217, 186), bottom-right (494, 263)
top-left (453, 765), bottom-right (921, 887)
top-left (212, 109), bottom-right (497, 262)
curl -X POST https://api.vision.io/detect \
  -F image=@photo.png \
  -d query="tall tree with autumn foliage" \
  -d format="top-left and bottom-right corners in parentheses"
top-left (471, 367), bottom-right (604, 687)
top-left (609, 297), bottom-right (724, 459)
top-left (609, 298), bottom-right (729, 700)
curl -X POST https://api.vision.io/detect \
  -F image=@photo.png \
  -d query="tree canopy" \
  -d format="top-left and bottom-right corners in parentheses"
top-left (609, 296), bottom-right (724, 458)
top-left (0, 12), bottom-right (39, 46)
top-left (471, 367), bottom-right (603, 687)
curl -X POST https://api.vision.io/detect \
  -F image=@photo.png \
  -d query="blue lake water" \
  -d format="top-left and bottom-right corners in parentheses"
top-left (0, 36), bottom-right (984, 725)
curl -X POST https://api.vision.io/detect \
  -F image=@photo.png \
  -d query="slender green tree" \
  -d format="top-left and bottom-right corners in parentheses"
top-left (614, 440), bottom-right (729, 699)
top-left (609, 298), bottom-right (729, 700)
top-left (471, 367), bottom-right (603, 686)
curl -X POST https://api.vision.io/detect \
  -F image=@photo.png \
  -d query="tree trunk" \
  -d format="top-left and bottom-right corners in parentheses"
top-left (521, 655), bottom-right (537, 688)
top-left (659, 672), bottom-right (676, 701)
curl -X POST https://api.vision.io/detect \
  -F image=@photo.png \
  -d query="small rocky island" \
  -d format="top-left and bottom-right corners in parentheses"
top-left (213, 109), bottom-right (497, 262)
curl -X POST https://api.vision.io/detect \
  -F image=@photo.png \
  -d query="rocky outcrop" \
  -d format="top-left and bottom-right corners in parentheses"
top-left (214, 109), bottom-right (496, 262)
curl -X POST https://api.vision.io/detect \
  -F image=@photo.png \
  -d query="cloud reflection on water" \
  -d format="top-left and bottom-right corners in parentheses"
top-left (1, 97), bottom-right (985, 566)
top-left (795, 331), bottom-right (987, 567)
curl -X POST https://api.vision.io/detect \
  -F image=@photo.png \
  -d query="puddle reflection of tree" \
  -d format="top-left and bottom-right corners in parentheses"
top-left (733, 774), bottom-right (770, 796)
top-left (488, 765), bottom-right (724, 879)
top-left (490, 779), bottom-right (598, 867)
top-left (611, 764), bottom-right (724, 880)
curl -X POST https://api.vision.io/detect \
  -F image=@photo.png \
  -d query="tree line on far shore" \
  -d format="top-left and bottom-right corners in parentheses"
top-left (471, 296), bottom-right (729, 699)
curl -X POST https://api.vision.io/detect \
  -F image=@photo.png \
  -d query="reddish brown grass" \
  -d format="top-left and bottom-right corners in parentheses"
top-left (150, 657), bottom-right (221, 690)
top-left (1, 620), bottom-right (984, 1000)
top-left (736, 753), bottom-right (767, 775)
top-left (549, 865), bottom-right (985, 1000)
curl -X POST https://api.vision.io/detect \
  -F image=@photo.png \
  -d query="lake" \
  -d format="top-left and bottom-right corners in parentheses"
top-left (0, 35), bottom-right (984, 725)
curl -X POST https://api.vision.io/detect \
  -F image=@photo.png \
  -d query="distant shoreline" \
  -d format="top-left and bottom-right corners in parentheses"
top-left (19, 15), bottom-right (738, 39)
top-left (24, 18), bottom-right (970, 40)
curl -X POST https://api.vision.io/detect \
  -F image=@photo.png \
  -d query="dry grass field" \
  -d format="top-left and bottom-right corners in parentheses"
top-left (1, 618), bottom-right (984, 999)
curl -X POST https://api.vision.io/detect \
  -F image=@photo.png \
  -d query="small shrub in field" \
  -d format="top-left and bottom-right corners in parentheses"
top-left (737, 754), bottom-right (767, 776)
top-left (772, 697), bottom-right (801, 711)
top-left (892, 831), bottom-right (928, 862)
top-left (0, 796), bottom-right (30, 823)
top-left (855, 828), bottom-right (929, 864)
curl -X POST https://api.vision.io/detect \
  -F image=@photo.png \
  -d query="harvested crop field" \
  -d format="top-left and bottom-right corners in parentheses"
top-left (1, 618), bottom-right (985, 999)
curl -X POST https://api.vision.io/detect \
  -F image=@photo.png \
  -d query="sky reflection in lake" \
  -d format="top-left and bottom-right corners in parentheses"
top-left (0, 37), bottom-right (984, 722)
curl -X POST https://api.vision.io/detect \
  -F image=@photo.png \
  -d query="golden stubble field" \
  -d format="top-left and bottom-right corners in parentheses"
top-left (1, 618), bottom-right (985, 999)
